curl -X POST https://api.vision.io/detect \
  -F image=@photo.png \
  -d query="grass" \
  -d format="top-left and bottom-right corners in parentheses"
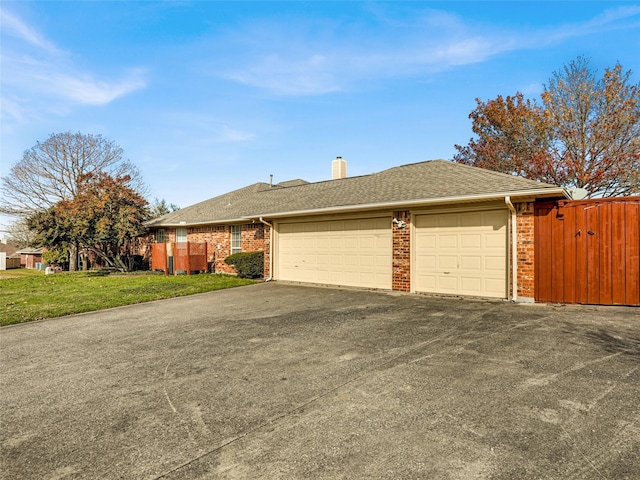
top-left (0, 269), bottom-right (257, 326)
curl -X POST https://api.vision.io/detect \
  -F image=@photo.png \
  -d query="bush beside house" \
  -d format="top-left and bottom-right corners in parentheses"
top-left (224, 252), bottom-right (264, 278)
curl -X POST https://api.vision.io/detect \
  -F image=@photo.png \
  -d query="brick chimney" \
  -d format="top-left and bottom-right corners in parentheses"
top-left (332, 156), bottom-right (347, 180)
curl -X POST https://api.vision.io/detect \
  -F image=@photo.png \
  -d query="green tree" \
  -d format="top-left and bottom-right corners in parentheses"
top-left (455, 57), bottom-right (640, 197)
top-left (147, 198), bottom-right (179, 220)
top-left (28, 173), bottom-right (149, 272)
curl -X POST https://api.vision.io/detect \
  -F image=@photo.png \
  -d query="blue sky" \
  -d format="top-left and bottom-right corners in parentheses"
top-left (1, 1), bottom-right (639, 231)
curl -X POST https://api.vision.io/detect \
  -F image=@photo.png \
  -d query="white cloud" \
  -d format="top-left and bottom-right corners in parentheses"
top-left (0, 8), bottom-right (60, 55)
top-left (46, 70), bottom-right (148, 106)
top-left (0, 8), bottom-right (147, 124)
top-left (214, 5), bottom-right (640, 96)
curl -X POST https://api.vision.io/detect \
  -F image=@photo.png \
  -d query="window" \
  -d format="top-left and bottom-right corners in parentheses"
top-left (230, 225), bottom-right (241, 254)
top-left (176, 228), bottom-right (187, 243)
top-left (156, 229), bottom-right (165, 243)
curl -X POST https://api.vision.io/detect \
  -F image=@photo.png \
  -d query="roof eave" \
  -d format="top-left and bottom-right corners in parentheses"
top-left (145, 217), bottom-right (251, 228)
top-left (245, 188), bottom-right (569, 220)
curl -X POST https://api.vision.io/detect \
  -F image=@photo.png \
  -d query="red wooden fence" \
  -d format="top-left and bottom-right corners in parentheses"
top-left (535, 197), bottom-right (640, 306)
top-left (151, 243), bottom-right (168, 274)
top-left (151, 242), bottom-right (208, 276)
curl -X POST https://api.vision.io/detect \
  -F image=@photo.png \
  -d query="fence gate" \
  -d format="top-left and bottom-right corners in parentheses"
top-left (535, 197), bottom-right (640, 306)
top-left (151, 242), bottom-right (208, 276)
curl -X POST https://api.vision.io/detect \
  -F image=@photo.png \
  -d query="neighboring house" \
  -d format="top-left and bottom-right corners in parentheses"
top-left (144, 158), bottom-right (568, 302)
top-left (18, 247), bottom-right (44, 269)
top-left (0, 239), bottom-right (21, 270)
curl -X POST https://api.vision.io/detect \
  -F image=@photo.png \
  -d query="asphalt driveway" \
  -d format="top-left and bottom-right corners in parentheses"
top-left (1, 283), bottom-right (639, 479)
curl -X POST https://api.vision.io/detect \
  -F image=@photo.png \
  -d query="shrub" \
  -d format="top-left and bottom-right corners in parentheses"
top-left (42, 246), bottom-right (69, 270)
top-left (224, 251), bottom-right (264, 278)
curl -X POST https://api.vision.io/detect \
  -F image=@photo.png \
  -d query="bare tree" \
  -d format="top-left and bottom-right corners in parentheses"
top-left (1, 132), bottom-right (146, 270)
top-left (2, 219), bottom-right (36, 248)
top-left (1, 132), bottom-right (145, 217)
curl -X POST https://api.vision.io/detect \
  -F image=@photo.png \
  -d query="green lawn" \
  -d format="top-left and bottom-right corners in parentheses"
top-left (0, 269), bottom-right (256, 326)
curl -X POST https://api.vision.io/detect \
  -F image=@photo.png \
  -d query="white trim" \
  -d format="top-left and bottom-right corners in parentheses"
top-left (248, 189), bottom-right (568, 220)
top-left (505, 196), bottom-right (518, 302)
top-left (230, 225), bottom-right (242, 254)
top-left (148, 188), bottom-right (568, 228)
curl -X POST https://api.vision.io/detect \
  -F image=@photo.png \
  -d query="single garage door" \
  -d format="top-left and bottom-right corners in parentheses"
top-left (277, 217), bottom-right (392, 289)
top-left (414, 210), bottom-right (508, 298)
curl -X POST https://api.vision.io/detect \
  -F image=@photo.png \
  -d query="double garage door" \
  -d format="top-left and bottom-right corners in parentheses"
top-left (277, 217), bottom-right (392, 289)
top-left (276, 210), bottom-right (508, 298)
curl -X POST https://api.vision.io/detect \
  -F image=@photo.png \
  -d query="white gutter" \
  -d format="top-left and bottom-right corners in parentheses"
top-left (148, 188), bottom-right (570, 228)
top-left (246, 188), bottom-right (569, 220)
top-left (505, 196), bottom-right (517, 302)
top-left (258, 217), bottom-right (273, 282)
top-left (144, 217), bottom-right (249, 228)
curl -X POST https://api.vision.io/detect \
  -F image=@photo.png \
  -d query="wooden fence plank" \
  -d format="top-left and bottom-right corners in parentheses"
top-left (574, 205), bottom-right (588, 304)
top-left (562, 205), bottom-right (576, 304)
top-left (611, 203), bottom-right (627, 305)
top-left (598, 203), bottom-right (613, 305)
top-left (625, 203), bottom-right (640, 305)
top-left (586, 205), bottom-right (600, 304)
top-left (535, 204), bottom-right (554, 302)
top-left (550, 205), bottom-right (565, 303)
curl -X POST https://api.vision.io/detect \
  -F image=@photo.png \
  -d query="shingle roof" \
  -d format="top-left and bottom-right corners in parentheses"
top-left (147, 160), bottom-right (566, 227)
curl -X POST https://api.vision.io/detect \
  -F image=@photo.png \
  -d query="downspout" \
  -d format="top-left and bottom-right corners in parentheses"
top-left (258, 217), bottom-right (273, 281)
top-left (505, 196), bottom-right (518, 302)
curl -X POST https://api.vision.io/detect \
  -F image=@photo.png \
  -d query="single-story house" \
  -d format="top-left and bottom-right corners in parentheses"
top-left (17, 247), bottom-right (44, 269)
top-left (144, 158), bottom-right (568, 302)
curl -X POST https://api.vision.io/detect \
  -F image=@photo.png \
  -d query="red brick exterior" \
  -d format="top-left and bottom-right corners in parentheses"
top-left (20, 253), bottom-right (43, 269)
top-left (515, 202), bottom-right (535, 299)
top-left (145, 223), bottom-right (270, 275)
top-left (143, 203), bottom-right (539, 299)
top-left (392, 210), bottom-right (411, 292)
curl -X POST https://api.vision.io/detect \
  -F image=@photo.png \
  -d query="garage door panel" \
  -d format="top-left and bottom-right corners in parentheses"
top-left (417, 234), bottom-right (436, 249)
top-left (461, 277), bottom-right (482, 292)
top-left (278, 217), bottom-right (391, 289)
top-left (438, 215), bottom-right (458, 228)
top-left (439, 276), bottom-right (458, 290)
top-left (439, 234), bottom-right (458, 248)
top-left (485, 256), bottom-right (505, 271)
top-left (485, 278), bottom-right (505, 295)
top-left (415, 210), bottom-right (507, 298)
top-left (438, 255), bottom-right (458, 269)
top-left (461, 256), bottom-right (482, 270)
top-left (460, 214), bottom-right (484, 227)
top-left (345, 255), bottom-right (358, 266)
top-left (461, 234), bottom-right (482, 248)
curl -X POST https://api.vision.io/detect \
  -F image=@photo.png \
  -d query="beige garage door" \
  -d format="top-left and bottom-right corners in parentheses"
top-left (277, 217), bottom-right (392, 289)
top-left (414, 210), bottom-right (508, 298)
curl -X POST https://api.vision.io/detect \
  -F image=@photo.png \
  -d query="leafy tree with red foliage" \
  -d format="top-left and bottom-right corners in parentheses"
top-left (29, 173), bottom-right (148, 271)
top-left (455, 57), bottom-right (640, 197)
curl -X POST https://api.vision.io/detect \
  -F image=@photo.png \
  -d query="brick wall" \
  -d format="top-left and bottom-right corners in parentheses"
top-left (188, 225), bottom-right (232, 273)
top-left (392, 210), bottom-right (411, 292)
top-left (145, 224), bottom-right (270, 275)
top-left (516, 202), bottom-right (535, 299)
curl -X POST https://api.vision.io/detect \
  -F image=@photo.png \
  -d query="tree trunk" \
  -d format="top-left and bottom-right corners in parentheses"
top-left (68, 243), bottom-right (78, 272)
